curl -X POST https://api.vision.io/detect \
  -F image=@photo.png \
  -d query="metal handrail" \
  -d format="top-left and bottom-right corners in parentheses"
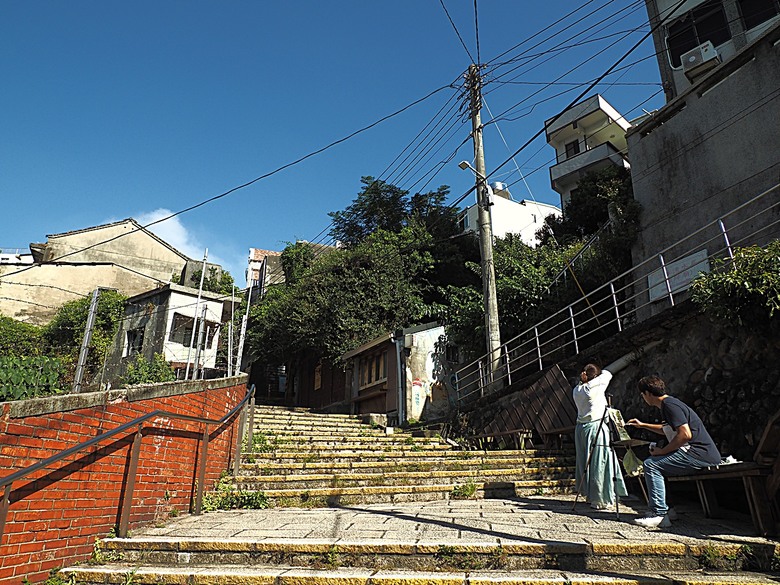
top-left (0, 383), bottom-right (256, 543)
top-left (455, 183), bottom-right (780, 405)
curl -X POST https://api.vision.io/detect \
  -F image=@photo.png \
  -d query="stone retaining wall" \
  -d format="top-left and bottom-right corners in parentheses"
top-left (461, 302), bottom-right (780, 462)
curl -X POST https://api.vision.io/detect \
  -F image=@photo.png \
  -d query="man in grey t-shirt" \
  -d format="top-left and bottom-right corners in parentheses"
top-left (626, 375), bottom-right (721, 528)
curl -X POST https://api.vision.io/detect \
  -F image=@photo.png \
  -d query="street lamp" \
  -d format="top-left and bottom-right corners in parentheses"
top-left (458, 160), bottom-right (502, 375)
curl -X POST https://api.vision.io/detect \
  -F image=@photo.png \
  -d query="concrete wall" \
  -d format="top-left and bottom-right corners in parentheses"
top-left (0, 263), bottom-right (167, 326)
top-left (0, 375), bottom-right (248, 585)
top-left (627, 24), bottom-right (780, 321)
top-left (644, 0), bottom-right (780, 99)
top-left (405, 325), bottom-right (450, 422)
top-left (44, 221), bottom-right (187, 283)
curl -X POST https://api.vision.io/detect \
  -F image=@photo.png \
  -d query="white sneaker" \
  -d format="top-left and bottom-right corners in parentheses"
top-left (633, 515), bottom-right (671, 528)
top-left (591, 502), bottom-right (613, 510)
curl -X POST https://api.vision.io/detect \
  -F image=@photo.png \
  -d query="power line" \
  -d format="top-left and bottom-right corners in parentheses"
top-left (439, 0), bottom-right (475, 63)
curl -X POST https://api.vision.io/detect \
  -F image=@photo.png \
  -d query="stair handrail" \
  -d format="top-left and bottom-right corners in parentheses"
top-left (454, 182), bottom-right (780, 405)
top-left (0, 383), bottom-right (256, 543)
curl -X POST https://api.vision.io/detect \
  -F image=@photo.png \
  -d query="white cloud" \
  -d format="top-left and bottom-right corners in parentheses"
top-left (134, 209), bottom-right (246, 285)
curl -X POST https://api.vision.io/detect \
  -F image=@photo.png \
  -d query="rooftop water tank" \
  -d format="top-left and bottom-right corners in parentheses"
top-left (490, 182), bottom-right (511, 200)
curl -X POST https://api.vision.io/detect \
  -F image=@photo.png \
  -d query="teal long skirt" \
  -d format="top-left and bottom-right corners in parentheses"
top-left (574, 418), bottom-right (627, 506)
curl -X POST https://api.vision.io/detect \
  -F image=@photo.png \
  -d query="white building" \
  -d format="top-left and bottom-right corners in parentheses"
top-left (459, 183), bottom-right (561, 246)
top-left (545, 94), bottom-right (632, 209)
top-left (107, 283), bottom-right (226, 380)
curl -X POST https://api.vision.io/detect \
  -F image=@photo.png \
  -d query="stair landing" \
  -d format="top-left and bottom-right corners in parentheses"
top-left (66, 496), bottom-right (780, 583)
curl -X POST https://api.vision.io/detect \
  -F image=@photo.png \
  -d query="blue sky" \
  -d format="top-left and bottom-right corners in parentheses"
top-left (1, 1), bottom-right (664, 284)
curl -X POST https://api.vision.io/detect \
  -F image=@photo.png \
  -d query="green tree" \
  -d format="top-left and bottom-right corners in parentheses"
top-left (0, 316), bottom-right (43, 358)
top-left (188, 267), bottom-right (235, 295)
top-left (248, 225), bottom-right (436, 365)
top-left (538, 166), bottom-right (638, 248)
top-left (328, 177), bottom-right (411, 246)
top-left (43, 290), bottom-right (127, 385)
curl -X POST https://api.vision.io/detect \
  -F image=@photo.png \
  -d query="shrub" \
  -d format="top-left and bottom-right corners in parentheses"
top-left (123, 353), bottom-right (176, 385)
top-left (0, 316), bottom-right (43, 358)
top-left (690, 241), bottom-right (780, 328)
top-left (0, 355), bottom-right (65, 401)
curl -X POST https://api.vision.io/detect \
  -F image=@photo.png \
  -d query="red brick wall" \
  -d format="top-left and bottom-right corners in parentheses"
top-left (0, 376), bottom-right (248, 585)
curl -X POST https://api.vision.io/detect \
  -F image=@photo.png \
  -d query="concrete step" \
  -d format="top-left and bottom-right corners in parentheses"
top-left (247, 434), bottom-right (444, 446)
top-left (234, 467), bottom-right (574, 490)
top-left (243, 445), bottom-right (455, 462)
top-left (63, 564), bottom-right (780, 585)
top-left (254, 426), bottom-right (399, 436)
top-left (69, 535), bottom-right (774, 575)
top-left (242, 449), bottom-right (574, 469)
top-left (240, 455), bottom-right (574, 475)
top-left (256, 478), bottom-right (575, 506)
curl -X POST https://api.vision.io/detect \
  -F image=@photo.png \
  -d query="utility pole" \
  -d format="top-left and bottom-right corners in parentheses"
top-left (192, 305), bottom-right (207, 380)
top-left (235, 278), bottom-right (253, 375)
top-left (185, 249), bottom-right (208, 380)
top-left (73, 288), bottom-right (101, 393)
top-left (467, 63), bottom-right (502, 375)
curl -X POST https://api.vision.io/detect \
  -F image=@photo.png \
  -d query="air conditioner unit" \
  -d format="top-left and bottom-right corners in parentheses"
top-left (681, 40), bottom-right (721, 81)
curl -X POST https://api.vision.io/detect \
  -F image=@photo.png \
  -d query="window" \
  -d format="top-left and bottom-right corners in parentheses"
top-left (358, 351), bottom-right (387, 389)
top-left (168, 312), bottom-right (218, 348)
top-left (125, 328), bottom-right (144, 357)
top-left (169, 313), bottom-right (195, 346)
top-left (564, 140), bottom-right (580, 159)
top-left (667, 0), bottom-right (731, 67)
top-left (739, 0), bottom-right (780, 29)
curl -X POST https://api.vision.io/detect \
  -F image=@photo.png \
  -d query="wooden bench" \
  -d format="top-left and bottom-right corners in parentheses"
top-left (668, 462), bottom-right (774, 535)
top-left (667, 408), bottom-right (780, 536)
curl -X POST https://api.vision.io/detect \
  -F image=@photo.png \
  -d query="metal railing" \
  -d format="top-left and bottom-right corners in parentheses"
top-left (0, 384), bottom-right (256, 544)
top-left (454, 184), bottom-right (780, 406)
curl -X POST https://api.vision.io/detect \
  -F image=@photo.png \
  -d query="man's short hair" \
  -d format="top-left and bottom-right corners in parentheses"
top-left (583, 363), bottom-right (601, 381)
top-left (637, 375), bottom-right (666, 397)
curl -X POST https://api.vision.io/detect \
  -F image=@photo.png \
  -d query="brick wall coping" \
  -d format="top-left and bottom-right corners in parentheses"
top-left (2, 374), bottom-right (248, 419)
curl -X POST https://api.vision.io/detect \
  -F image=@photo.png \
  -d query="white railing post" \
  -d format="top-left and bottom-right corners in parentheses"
top-left (534, 327), bottom-right (543, 371)
top-left (568, 306), bottom-right (579, 355)
top-left (478, 360), bottom-right (485, 398)
top-left (658, 253), bottom-right (675, 306)
top-left (719, 219), bottom-right (734, 261)
top-left (610, 282), bottom-right (622, 332)
top-left (503, 346), bottom-right (512, 386)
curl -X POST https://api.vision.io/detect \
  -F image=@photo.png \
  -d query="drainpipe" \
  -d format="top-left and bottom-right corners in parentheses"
top-left (605, 340), bottom-right (662, 375)
top-left (394, 335), bottom-right (405, 426)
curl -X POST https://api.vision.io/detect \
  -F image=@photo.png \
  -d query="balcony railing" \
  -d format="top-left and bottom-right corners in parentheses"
top-left (551, 141), bottom-right (629, 183)
top-left (453, 183), bottom-right (780, 407)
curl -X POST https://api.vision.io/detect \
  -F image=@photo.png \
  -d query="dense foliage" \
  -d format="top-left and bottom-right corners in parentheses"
top-left (0, 355), bottom-right (65, 401)
top-left (0, 315), bottom-right (43, 358)
top-left (247, 179), bottom-right (475, 367)
top-left (123, 352), bottom-right (176, 385)
top-left (690, 240), bottom-right (780, 329)
top-left (187, 267), bottom-right (235, 295)
top-left (248, 225), bottom-right (438, 365)
top-left (42, 289), bottom-right (127, 383)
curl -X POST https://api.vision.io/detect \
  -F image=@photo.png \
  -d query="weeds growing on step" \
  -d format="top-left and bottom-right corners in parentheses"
top-left (201, 475), bottom-right (268, 511)
top-left (451, 479), bottom-right (478, 499)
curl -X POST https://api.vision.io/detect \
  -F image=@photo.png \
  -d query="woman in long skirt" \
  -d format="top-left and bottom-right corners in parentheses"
top-left (572, 364), bottom-right (627, 509)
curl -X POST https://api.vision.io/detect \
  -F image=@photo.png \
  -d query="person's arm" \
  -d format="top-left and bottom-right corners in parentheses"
top-left (651, 423), bottom-right (692, 456)
top-left (626, 419), bottom-right (666, 435)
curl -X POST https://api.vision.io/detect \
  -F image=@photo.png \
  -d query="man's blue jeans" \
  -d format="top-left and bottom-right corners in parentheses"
top-left (643, 449), bottom-right (712, 516)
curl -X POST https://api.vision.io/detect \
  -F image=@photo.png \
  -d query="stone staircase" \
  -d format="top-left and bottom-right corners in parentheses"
top-left (62, 406), bottom-right (780, 584)
top-left (235, 406), bottom-right (575, 506)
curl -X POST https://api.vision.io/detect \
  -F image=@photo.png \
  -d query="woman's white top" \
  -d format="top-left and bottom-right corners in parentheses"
top-left (572, 370), bottom-right (613, 424)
